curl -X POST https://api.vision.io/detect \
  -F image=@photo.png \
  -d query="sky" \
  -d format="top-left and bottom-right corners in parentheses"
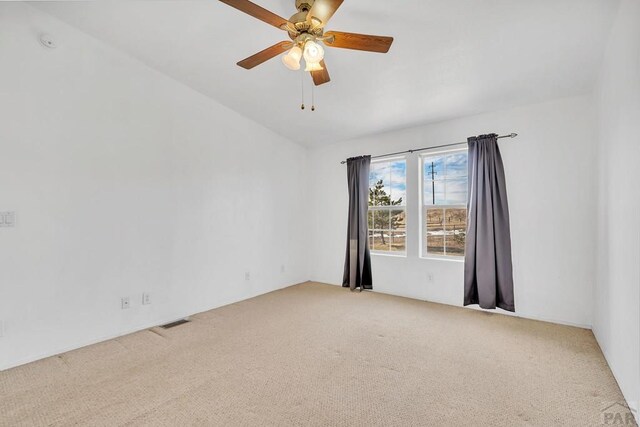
top-left (369, 159), bottom-right (406, 204)
top-left (368, 152), bottom-right (469, 206)
top-left (422, 152), bottom-right (468, 205)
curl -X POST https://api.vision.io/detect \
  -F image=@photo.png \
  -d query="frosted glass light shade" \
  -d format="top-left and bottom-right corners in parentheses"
top-left (304, 61), bottom-right (324, 72)
top-left (303, 40), bottom-right (324, 63)
top-left (282, 46), bottom-right (302, 71)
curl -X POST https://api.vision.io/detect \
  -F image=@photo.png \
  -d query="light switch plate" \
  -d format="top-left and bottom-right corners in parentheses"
top-left (0, 212), bottom-right (15, 228)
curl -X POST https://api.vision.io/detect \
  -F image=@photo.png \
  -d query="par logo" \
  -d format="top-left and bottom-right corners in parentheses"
top-left (601, 402), bottom-right (636, 425)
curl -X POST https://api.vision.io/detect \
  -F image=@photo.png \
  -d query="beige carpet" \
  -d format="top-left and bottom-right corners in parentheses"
top-left (0, 282), bottom-right (634, 426)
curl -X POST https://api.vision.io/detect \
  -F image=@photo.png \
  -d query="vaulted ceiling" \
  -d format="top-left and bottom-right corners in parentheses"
top-left (31, 0), bottom-right (619, 146)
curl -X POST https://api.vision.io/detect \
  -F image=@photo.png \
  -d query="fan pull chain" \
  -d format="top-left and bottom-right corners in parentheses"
top-left (298, 70), bottom-right (317, 112)
top-left (300, 68), bottom-right (305, 110)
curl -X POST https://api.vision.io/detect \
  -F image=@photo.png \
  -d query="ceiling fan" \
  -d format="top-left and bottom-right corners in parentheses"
top-left (219, 0), bottom-right (394, 86)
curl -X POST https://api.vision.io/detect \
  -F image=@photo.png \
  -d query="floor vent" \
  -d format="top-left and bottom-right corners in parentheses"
top-left (159, 319), bottom-right (190, 329)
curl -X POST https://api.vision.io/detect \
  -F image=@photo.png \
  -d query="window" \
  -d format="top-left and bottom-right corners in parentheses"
top-left (368, 158), bottom-right (406, 254)
top-left (421, 148), bottom-right (468, 258)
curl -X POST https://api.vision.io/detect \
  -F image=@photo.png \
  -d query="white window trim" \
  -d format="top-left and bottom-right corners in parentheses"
top-left (368, 156), bottom-right (407, 257)
top-left (370, 251), bottom-right (407, 258)
top-left (418, 147), bottom-right (468, 260)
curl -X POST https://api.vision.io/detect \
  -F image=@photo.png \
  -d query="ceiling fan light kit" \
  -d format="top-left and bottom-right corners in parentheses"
top-left (304, 61), bottom-right (324, 72)
top-left (282, 45), bottom-right (303, 70)
top-left (219, 0), bottom-right (394, 90)
top-left (302, 40), bottom-right (324, 63)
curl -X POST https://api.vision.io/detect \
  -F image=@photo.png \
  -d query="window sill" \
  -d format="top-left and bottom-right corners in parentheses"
top-left (371, 252), bottom-right (407, 258)
top-left (420, 256), bottom-right (465, 263)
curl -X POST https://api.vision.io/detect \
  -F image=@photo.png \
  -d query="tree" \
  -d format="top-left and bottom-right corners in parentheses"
top-left (450, 209), bottom-right (467, 247)
top-left (369, 179), bottom-right (403, 246)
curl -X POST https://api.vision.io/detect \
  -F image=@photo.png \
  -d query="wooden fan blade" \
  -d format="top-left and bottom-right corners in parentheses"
top-left (237, 41), bottom-right (292, 69)
top-left (307, 0), bottom-right (344, 26)
top-left (219, 0), bottom-right (288, 29)
top-left (311, 60), bottom-right (330, 86)
top-left (324, 31), bottom-right (394, 53)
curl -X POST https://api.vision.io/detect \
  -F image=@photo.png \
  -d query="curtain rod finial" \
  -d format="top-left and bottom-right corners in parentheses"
top-left (510, 133), bottom-right (518, 138)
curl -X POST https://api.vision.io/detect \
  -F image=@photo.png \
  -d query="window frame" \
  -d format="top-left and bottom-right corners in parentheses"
top-left (368, 156), bottom-right (407, 257)
top-left (419, 146), bottom-right (468, 261)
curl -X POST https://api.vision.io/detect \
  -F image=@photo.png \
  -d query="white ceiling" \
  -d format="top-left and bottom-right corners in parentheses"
top-left (30, 0), bottom-right (619, 146)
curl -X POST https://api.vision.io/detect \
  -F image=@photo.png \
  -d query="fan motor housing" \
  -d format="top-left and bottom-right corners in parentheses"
top-left (288, 1), bottom-right (324, 39)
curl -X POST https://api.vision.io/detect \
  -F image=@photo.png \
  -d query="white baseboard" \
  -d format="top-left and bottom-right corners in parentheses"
top-left (0, 314), bottom-right (188, 372)
top-left (592, 328), bottom-right (639, 425)
top-left (312, 280), bottom-right (592, 329)
top-left (0, 280), bottom-right (299, 372)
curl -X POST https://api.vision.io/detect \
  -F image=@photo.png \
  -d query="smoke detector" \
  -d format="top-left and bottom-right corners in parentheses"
top-left (39, 34), bottom-right (57, 49)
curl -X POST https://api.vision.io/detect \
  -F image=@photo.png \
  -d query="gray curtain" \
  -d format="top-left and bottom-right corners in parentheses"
top-left (464, 134), bottom-right (515, 311)
top-left (342, 156), bottom-right (373, 291)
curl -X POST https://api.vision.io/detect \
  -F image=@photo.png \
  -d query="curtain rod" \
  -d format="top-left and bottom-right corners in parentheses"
top-left (339, 133), bottom-right (518, 164)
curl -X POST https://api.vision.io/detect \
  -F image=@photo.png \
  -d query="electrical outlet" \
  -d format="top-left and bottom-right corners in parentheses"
top-left (0, 212), bottom-right (16, 228)
top-left (280, 264), bottom-right (285, 273)
top-left (142, 293), bottom-right (151, 305)
top-left (121, 297), bottom-right (130, 309)
top-left (427, 273), bottom-right (434, 283)
top-left (245, 271), bottom-right (251, 281)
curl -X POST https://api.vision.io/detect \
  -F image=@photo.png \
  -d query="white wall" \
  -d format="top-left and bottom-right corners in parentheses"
top-left (309, 95), bottom-right (598, 328)
top-left (1, 8), bottom-right (636, 416)
top-left (0, 3), bottom-right (308, 370)
top-left (593, 0), bottom-right (640, 416)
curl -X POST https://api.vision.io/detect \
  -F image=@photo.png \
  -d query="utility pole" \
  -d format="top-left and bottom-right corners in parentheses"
top-left (427, 162), bottom-right (437, 204)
